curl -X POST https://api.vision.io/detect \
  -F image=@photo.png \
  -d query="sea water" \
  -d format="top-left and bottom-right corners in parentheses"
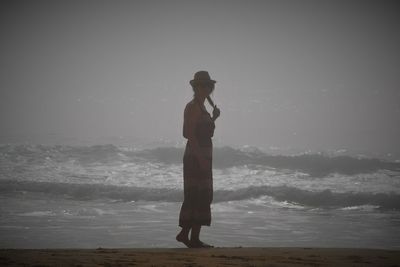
top-left (0, 144), bottom-right (399, 249)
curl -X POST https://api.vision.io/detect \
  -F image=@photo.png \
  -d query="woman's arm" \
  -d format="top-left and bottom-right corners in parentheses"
top-left (183, 103), bottom-right (210, 169)
top-left (184, 103), bottom-right (202, 157)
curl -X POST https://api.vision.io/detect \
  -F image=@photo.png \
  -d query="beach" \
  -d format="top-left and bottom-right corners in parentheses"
top-left (1, 247), bottom-right (399, 266)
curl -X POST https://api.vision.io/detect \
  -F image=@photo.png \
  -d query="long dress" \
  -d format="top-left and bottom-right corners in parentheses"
top-left (179, 99), bottom-right (215, 227)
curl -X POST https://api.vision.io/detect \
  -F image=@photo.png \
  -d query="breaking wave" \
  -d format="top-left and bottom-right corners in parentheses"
top-left (136, 146), bottom-right (400, 176)
top-left (1, 180), bottom-right (399, 210)
top-left (1, 144), bottom-right (399, 176)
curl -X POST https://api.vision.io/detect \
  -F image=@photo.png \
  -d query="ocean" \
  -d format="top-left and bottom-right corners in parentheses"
top-left (0, 144), bottom-right (399, 249)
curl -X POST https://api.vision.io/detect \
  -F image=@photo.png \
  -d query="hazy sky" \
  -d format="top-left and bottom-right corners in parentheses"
top-left (1, 0), bottom-right (399, 156)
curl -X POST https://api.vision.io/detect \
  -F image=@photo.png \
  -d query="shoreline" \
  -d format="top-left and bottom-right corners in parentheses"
top-left (1, 247), bottom-right (399, 266)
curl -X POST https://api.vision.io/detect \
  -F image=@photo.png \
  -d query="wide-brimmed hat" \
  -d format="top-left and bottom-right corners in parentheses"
top-left (189, 71), bottom-right (216, 87)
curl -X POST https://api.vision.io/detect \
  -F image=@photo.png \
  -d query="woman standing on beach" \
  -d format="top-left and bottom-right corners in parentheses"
top-left (176, 71), bottom-right (220, 248)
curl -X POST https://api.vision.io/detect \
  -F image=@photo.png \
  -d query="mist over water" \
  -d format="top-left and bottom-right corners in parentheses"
top-left (1, 0), bottom-right (400, 158)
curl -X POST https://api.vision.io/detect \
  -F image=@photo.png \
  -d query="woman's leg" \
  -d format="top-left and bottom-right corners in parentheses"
top-left (190, 224), bottom-right (213, 248)
top-left (190, 224), bottom-right (201, 242)
top-left (176, 226), bottom-right (191, 247)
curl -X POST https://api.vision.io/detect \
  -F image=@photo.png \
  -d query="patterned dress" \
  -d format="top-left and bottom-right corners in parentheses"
top-left (179, 99), bottom-right (215, 227)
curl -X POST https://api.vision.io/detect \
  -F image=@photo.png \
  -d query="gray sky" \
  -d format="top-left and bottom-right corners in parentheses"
top-left (1, 0), bottom-right (399, 157)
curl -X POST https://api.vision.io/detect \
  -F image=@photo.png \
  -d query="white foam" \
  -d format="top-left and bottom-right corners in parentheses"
top-left (18, 211), bottom-right (55, 217)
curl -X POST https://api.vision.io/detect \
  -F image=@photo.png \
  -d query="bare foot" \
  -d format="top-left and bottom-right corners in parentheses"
top-left (176, 233), bottom-right (191, 248)
top-left (189, 240), bottom-right (214, 248)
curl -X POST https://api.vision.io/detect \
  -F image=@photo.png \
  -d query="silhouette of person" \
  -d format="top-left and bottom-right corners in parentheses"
top-left (176, 71), bottom-right (220, 248)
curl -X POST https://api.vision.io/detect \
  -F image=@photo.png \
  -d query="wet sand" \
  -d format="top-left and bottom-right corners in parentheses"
top-left (0, 247), bottom-right (399, 266)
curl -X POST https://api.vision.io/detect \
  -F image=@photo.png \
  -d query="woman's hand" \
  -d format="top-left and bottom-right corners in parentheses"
top-left (212, 105), bottom-right (220, 121)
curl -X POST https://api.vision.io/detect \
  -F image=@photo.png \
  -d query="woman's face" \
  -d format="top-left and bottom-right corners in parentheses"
top-left (196, 83), bottom-right (214, 97)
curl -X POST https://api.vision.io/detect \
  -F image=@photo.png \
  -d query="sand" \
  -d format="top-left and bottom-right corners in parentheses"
top-left (0, 247), bottom-right (399, 266)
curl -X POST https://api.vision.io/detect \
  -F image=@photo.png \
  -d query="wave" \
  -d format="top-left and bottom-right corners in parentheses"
top-left (134, 146), bottom-right (400, 176)
top-left (0, 144), bottom-right (128, 165)
top-left (1, 180), bottom-right (399, 210)
top-left (1, 144), bottom-right (399, 176)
